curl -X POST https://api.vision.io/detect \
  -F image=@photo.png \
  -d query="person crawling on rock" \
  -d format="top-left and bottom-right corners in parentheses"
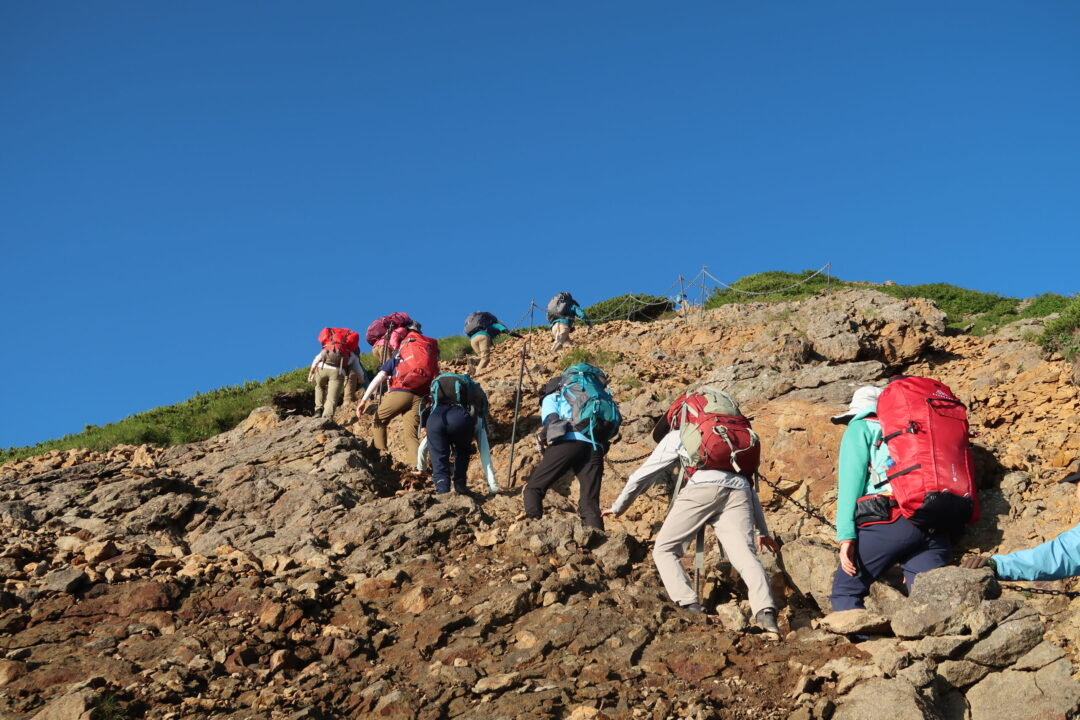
top-left (355, 322), bottom-right (439, 470)
top-left (522, 363), bottom-right (621, 530)
top-left (829, 379), bottom-right (979, 611)
top-left (601, 386), bottom-right (781, 633)
top-left (961, 465), bottom-right (1080, 580)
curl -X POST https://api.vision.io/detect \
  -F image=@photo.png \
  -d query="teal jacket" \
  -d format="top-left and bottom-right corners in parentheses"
top-left (470, 322), bottom-right (509, 339)
top-left (551, 304), bottom-right (590, 328)
top-left (835, 407), bottom-right (894, 542)
top-left (993, 523), bottom-right (1080, 581)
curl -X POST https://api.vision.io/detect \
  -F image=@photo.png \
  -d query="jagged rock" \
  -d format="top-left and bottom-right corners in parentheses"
top-left (1011, 640), bottom-right (1065, 671)
top-left (592, 531), bottom-right (642, 576)
top-left (42, 568), bottom-right (87, 594)
top-left (891, 567), bottom-right (998, 638)
top-left (29, 689), bottom-right (95, 720)
top-left (963, 607), bottom-right (1044, 667)
top-left (833, 678), bottom-right (937, 720)
top-left (966, 658), bottom-right (1080, 720)
top-left (82, 539), bottom-right (118, 564)
top-left (857, 638), bottom-right (911, 676)
top-left (713, 601), bottom-right (749, 631)
top-left (0, 659), bottom-right (27, 686)
top-left (780, 539), bottom-right (837, 612)
top-left (819, 609), bottom-right (891, 636)
top-left (936, 660), bottom-right (990, 688)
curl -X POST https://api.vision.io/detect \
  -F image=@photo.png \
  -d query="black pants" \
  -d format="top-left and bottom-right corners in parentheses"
top-left (426, 405), bottom-right (475, 493)
top-left (523, 440), bottom-right (605, 530)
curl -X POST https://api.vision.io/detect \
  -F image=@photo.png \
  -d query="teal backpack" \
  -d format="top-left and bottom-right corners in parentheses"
top-left (430, 373), bottom-right (487, 418)
top-left (556, 363), bottom-right (622, 448)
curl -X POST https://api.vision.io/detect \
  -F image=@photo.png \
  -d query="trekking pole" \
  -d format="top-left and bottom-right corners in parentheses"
top-left (694, 528), bottom-right (706, 604)
top-left (505, 342), bottom-right (528, 489)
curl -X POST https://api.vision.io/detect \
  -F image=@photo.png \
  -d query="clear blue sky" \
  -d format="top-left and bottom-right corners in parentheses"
top-left (2, 2), bottom-right (1078, 448)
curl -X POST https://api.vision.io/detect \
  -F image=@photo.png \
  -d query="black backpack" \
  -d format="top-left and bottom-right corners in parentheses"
top-left (430, 373), bottom-right (488, 419)
top-left (464, 311), bottom-right (498, 337)
top-left (546, 292), bottom-right (578, 322)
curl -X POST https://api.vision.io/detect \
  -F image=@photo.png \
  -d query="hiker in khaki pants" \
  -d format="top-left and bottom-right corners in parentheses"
top-left (308, 350), bottom-right (365, 418)
top-left (603, 416), bottom-right (780, 632)
top-left (355, 353), bottom-right (423, 467)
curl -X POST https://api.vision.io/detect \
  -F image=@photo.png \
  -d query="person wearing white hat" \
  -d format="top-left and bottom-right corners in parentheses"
top-left (961, 466), bottom-right (1080, 580)
top-left (828, 385), bottom-right (953, 610)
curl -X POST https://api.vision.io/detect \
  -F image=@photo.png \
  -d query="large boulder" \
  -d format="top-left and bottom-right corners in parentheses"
top-left (891, 567), bottom-right (999, 638)
top-left (779, 539), bottom-right (837, 612)
top-left (833, 678), bottom-right (940, 720)
top-left (966, 657), bottom-right (1080, 720)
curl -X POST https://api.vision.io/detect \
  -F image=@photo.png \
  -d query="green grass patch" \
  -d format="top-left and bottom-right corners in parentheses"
top-left (1040, 295), bottom-right (1080, 361)
top-left (559, 348), bottom-right (623, 370)
top-left (585, 293), bottom-right (674, 322)
top-left (705, 270), bottom-right (847, 308)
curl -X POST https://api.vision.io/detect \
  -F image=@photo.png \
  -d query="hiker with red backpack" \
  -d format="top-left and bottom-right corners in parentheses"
top-left (308, 328), bottom-right (365, 418)
top-left (547, 292), bottom-right (591, 353)
top-left (828, 379), bottom-right (980, 611)
top-left (367, 312), bottom-right (414, 365)
top-left (355, 322), bottom-right (439, 467)
top-left (602, 386), bottom-right (780, 632)
top-left (463, 312), bottom-right (521, 373)
top-left (522, 363), bottom-right (622, 530)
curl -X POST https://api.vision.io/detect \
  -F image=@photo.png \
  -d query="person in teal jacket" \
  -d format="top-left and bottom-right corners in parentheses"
top-left (962, 466), bottom-right (1080, 580)
top-left (829, 385), bottom-right (953, 610)
top-left (551, 303), bottom-right (591, 353)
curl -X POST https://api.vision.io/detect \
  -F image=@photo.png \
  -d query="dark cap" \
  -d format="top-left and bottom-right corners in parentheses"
top-left (1061, 467), bottom-right (1080, 484)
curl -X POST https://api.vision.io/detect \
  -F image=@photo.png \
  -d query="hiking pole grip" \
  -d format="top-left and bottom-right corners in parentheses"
top-left (505, 343), bottom-right (528, 490)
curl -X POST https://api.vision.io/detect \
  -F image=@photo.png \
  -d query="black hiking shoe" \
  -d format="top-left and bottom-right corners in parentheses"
top-left (679, 602), bottom-right (705, 615)
top-left (755, 608), bottom-right (780, 634)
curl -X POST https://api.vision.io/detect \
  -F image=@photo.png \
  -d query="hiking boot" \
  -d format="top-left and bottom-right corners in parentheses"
top-left (679, 602), bottom-right (705, 615)
top-left (755, 608), bottom-right (780, 634)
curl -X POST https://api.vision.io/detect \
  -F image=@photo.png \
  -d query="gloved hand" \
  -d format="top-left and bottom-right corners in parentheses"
top-left (960, 555), bottom-right (990, 569)
top-left (510, 332), bottom-right (523, 339)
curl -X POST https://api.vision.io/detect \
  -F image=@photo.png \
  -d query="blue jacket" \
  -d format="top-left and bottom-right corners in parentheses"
top-left (540, 392), bottom-right (590, 444)
top-left (551, 304), bottom-right (590, 328)
top-left (993, 522), bottom-right (1080, 581)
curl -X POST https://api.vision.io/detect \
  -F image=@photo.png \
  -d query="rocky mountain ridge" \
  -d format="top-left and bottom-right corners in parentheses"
top-left (2, 287), bottom-right (1079, 719)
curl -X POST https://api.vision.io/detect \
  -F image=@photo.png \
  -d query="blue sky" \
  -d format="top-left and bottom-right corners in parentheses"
top-left (1, 2), bottom-right (1078, 448)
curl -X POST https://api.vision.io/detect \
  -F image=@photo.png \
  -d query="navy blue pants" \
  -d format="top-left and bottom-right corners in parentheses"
top-left (426, 405), bottom-right (475, 493)
top-left (829, 516), bottom-right (952, 611)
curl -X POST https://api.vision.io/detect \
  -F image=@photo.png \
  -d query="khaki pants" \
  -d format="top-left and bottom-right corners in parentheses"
top-left (652, 483), bottom-right (775, 614)
top-left (551, 322), bottom-right (572, 353)
top-left (374, 344), bottom-right (391, 365)
top-left (314, 367), bottom-right (344, 418)
top-left (373, 390), bottom-right (422, 466)
top-left (470, 333), bottom-right (493, 372)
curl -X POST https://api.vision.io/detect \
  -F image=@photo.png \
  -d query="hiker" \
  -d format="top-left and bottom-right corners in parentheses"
top-left (601, 386), bottom-right (780, 632)
top-left (829, 379), bottom-right (979, 611)
top-left (308, 328), bottom-right (364, 418)
top-left (366, 312), bottom-right (414, 365)
top-left (463, 312), bottom-right (522, 373)
top-left (961, 464), bottom-right (1080, 580)
top-left (355, 322), bottom-right (439, 467)
top-left (522, 364), bottom-right (621, 529)
top-left (547, 292), bottom-right (591, 353)
top-left (420, 373), bottom-right (490, 494)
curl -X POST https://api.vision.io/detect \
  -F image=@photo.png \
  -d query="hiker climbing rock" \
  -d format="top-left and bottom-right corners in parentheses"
top-left (463, 311), bottom-right (521, 373)
top-left (961, 464), bottom-right (1080, 580)
top-left (522, 363), bottom-right (621, 529)
top-left (355, 322), bottom-right (438, 468)
top-left (419, 372), bottom-right (492, 494)
top-left (546, 292), bottom-right (591, 353)
top-left (309, 327), bottom-right (364, 418)
top-left (603, 386), bottom-right (780, 632)
top-left (829, 379), bottom-right (979, 610)
top-left (366, 312), bottom-right (414, 365)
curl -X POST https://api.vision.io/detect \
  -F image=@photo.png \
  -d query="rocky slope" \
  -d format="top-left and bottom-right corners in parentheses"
top-left (2, 288), bottom-right (1079, 720)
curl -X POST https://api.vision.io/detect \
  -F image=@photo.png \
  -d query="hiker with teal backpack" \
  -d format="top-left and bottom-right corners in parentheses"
top-left (547, 292), bottom-right (591, 353)
top-left (602, 385), bottom-right (780, 632)
top-left (418, 372), bottom-right (496, 494)
top-left (463, 312), bottom-right (522, 373)
top-left (522, 363), bottom-right (621, 530)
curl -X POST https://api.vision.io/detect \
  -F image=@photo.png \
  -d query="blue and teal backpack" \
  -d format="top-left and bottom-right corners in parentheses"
top-left (430, 372), bottom-right (487, 418)
top-left (556, 363), bottom-right (622, 447)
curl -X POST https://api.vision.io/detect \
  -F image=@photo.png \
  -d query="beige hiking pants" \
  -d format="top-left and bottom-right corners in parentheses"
top-left (551, 322), bottom-right (571, 353)
top-left (470, 333), bottom-right (493, 372)
top-left (314, 367), bottom-right (344, 418)
top-left (652, 482), bottom-right (775, 614)
top-left (373, 390), bottom-right (422, 466)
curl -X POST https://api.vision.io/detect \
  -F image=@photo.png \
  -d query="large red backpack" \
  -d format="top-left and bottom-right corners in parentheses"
top-left (389, 332), bottom-right (439, 394)
top-left (665, 386), bottom-right (760, 478)
top-left (318, 328), bottom-right (360, 369)
top-left (876, 376), bottom-right (979, 529)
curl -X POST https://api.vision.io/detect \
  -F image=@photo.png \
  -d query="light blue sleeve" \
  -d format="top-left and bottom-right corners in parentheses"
top-left (573, 304), bottom-right (591, 324)
top-left (540, 393), bottom-right (560, 421)
top-left (992, 523), bottom-right (1080, 581)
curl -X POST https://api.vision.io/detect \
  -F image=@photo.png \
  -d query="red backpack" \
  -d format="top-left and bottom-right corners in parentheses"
top-left (389, 332), bottom-right (439, 394)
top-left (665, 386), bottom-right (760, 478)
top-left (876, 376), bottom-right (979, 529)
top-left (366, 312), bottom-right (413, 346)
top-left (318, 328), bottom-right (360, 369)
